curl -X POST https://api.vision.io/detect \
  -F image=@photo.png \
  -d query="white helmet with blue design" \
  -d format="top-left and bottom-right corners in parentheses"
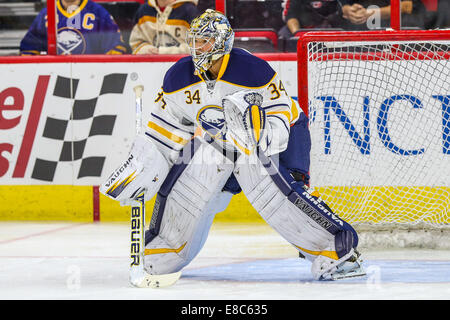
top-left (186, 9), bottom-right (234, 75)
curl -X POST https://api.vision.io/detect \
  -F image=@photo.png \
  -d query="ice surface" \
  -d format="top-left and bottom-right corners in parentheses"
top-left (1, 222), bottom-right (449, 300)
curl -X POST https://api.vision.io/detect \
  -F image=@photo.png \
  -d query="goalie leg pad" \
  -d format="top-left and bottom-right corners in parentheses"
top-left (260, 148), bottom-right (358, 253)
top-left (234, 150), bottom-right (359, 267)
top-left (235, 155), bottom-right (334, 263)
top-left (144, 139), bottom-right (234, 275)
top-left (100, 134), bottom-right (170, 204)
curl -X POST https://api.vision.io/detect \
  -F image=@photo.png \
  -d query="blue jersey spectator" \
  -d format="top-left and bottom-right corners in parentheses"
top-left (20, 0), bottom-right (128, 55)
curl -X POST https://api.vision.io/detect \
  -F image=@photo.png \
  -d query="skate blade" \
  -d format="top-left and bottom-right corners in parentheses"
top-left (131, 271), bottom-right (182, 288)
top-left (330, 268), bottom-right (366, 280)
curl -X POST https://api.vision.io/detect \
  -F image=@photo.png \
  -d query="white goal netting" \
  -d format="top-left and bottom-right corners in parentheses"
top-left (298, 31), bottom-right (450, 247)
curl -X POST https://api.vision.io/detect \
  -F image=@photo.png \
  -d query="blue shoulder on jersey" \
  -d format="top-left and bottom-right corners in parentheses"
top-left (221, 48), bottom-right (276, 88)
top-left (162, 48), bottom-right (275, 93)
top-left (163, 56), bottom-right (202, 93)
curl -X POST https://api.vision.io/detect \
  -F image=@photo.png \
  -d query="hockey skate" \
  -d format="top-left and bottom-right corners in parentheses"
top-left (329, 250), bottom-right (366, 280)
top-left (312, 249), bottom-right (366, 281)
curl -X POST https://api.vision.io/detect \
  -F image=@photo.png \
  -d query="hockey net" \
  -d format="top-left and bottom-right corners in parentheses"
top-left (297, 30), bottom-right (450, 248)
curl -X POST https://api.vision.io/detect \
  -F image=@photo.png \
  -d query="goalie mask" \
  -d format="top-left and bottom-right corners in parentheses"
top-left (187, 9), bottom-right (234, 75)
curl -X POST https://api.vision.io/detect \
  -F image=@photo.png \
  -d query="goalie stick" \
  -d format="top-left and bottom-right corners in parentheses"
top-left (129, 85), bottom-right (146, 287)
top-left (129, 85), bottom-right (181, 288)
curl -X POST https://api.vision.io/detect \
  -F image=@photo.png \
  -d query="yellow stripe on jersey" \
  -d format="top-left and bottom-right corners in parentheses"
top-left (165, 19), bottom-right (190, 29)
top-left (21, 50), bottom-right (41, 55)
top-left (148, 121), bottom-right (188, 145)
top-left (138, 16), bottom-right (190, 28)
top-left (106, 49), bottom-right (124, 55)
top-left (170, 3), bottom-right (185, 9)
top-left (217, 53), bottom-right (230, 81)
top-left (133, 42), bottom-right (150, 54)
top-left (115, 45), bottom-right (128, 52)
top-left (138, 16), bottom-right (157, 25)
top-left (130, 40), bottom-right (143, 50)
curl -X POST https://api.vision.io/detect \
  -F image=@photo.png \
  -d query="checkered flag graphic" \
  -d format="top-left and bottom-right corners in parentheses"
top-left (31, 73), bottom-right (128, 182)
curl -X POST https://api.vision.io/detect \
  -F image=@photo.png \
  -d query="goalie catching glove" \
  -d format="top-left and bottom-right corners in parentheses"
top-left (99, 134), bottom-right (170, 206)
top-left (222, 91), bottom-right (269, 155)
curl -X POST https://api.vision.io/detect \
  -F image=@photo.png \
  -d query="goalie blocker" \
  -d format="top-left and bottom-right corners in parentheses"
top-left (100, 134), bottom-right (170, 206)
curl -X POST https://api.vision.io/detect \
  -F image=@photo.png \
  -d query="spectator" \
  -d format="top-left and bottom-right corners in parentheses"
top-left (279, 0), bottom-right (426, 38)
top-left (279, 0), bottom-right (348, 38)
top-left (129, 0), bottom-right (199, 55)
top-left (340, 0), bottom-right (426, 30)
top-left (422, 0), bottom-right (450, 29)
top-left (20, 0), bottom-right (128, 55)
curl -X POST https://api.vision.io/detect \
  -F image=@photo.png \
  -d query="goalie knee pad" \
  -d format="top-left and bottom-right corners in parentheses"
top-left (100, 134), bottom-right (170, 204)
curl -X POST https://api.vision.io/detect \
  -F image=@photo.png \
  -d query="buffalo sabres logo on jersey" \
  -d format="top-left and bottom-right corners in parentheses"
top-left (57, 27), bottom-right (86, 55)
top-left (196, 105), bottom-right (226, 139)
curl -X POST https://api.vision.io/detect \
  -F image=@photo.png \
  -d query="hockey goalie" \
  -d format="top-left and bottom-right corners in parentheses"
top-left (100, 9), bottom-right (366, 286)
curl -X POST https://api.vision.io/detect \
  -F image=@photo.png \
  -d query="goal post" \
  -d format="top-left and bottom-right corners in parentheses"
top-left (297, 30), bottom-right (450, 246)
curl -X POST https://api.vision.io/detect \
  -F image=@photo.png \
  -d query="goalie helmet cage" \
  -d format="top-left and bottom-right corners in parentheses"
top-left (297, 30), bottom-right (450, 248)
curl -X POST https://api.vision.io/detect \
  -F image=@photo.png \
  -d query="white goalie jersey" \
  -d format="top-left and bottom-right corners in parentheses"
top-left (145, 48), bottom-right (301, 164)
